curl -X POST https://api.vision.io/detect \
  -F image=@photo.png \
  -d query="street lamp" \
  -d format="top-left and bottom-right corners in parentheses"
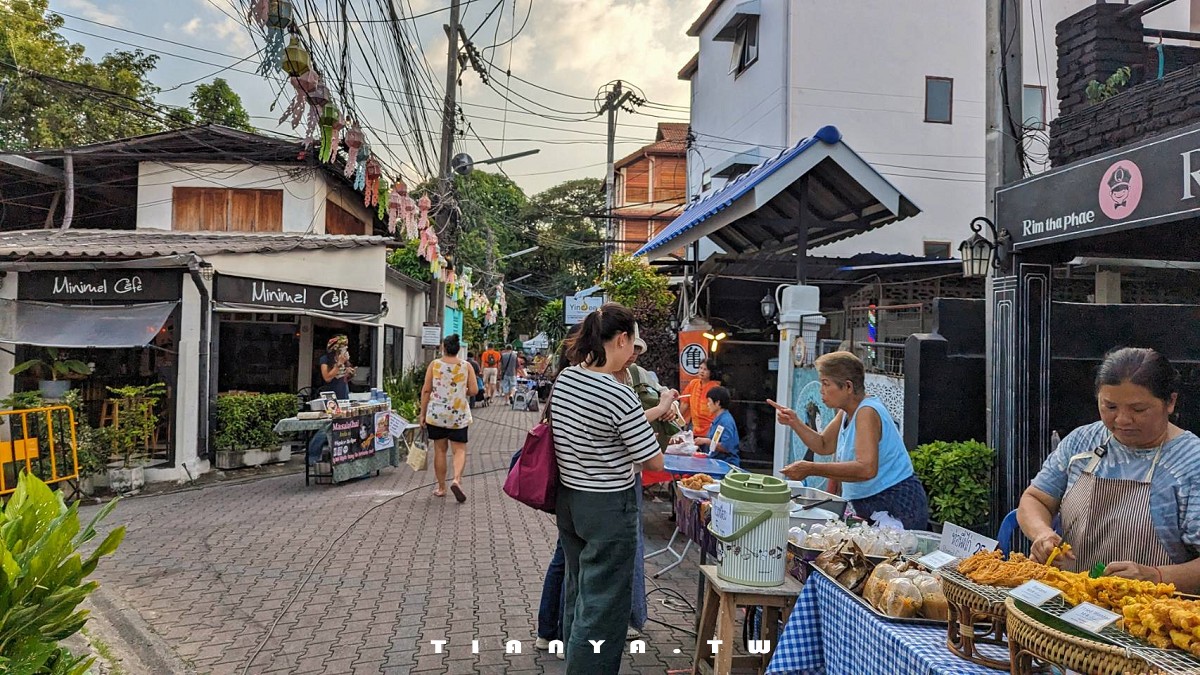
top-left (760, 292), bottom-right (778, 323)
top-left (959, 216), bottom-right (1012, 278)
top-left (501, 245), bottom-right (539, 260)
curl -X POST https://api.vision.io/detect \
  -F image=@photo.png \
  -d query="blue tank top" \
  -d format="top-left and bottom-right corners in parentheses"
top-left (836, 397), bottom-right (913, 500)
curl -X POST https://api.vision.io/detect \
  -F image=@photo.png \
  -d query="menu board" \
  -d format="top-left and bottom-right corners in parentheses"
top-left (329, 413), bottom-right (377, 465)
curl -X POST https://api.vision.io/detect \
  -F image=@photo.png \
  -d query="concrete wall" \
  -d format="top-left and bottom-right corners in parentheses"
top-left (684, 0), bottom-right (1195, 259)
top-left (383, 278), bottom-right (429, 373)
top-left (206, 247), bottom-right (386, 293)
top-left (146, 274), bottom-right (207, 483)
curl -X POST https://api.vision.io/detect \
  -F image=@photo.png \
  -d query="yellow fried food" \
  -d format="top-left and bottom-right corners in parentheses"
top-left (680, 474), bottom-right (716, 490)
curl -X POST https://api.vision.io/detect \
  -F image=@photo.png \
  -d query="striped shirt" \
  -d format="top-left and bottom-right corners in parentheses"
top-left (550, 365), bottom-right (661, 492)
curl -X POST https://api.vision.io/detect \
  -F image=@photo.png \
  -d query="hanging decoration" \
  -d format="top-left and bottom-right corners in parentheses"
top-left (280, 69), bottom-right (318, 129)
top-left (416, 194), bottom-right (431, 234)
top-left (376, 177), bottom-right (390, 221)
top-left (343, 121), bottom-right (364, 177)
top-left (305, 79), bottom-right (328, 149)
top-left (318, 103), bottom-right (340, 163)
top-left (363, 156), bottom-right (382, 207)
top-left (386, 180), bottom-right (407, 234)
top-left (354, 143), bottom-right (371, 192)
top-left (256, 0), bottom-right (295, 76)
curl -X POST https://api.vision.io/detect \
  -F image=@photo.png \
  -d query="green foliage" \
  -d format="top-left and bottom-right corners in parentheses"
top-left (9, 349), bottom-right (90, 382)
top-left (511, 178), bottom-right (606, 302)
top-left (0, 0), bottom-right (166, 150)
top-left (188, 78), bottom-right (251, 131)
top-left (536, 300), bottom-right (567, 346)
top-left (213, 393), bottom-right (299, 452)
top-left (600, 253), bottom-right (674, 313)
top-left (628, 295), bottom-right (679, 390)
top-left (382, 366), bottom-right (425, 423)
top-left (0, 391), bottom-right (101, 486)
top-left (94, 383), bottom-right (166, 468)
top-left (386, 243), bottom-right (433, 283)
top-left (1086, 66), bottom-right (1131, 104)
top-left (0, 472), bottom-right (124, 674)
top-left (62, 391), bottom-right (104, 481)
top-left (910, 439), bottom-right (994, 528)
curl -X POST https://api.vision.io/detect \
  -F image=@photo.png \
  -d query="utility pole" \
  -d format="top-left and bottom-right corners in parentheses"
top-left (599, 80), bottom-right (637, 274)
top-left (429, 0), bottom-right (461, 354)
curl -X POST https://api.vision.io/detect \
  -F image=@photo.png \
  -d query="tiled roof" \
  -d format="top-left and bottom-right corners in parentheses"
top-left (615, 122), bottom-right (689, 170)
top-left (0, 229), bottom-right (392, 259)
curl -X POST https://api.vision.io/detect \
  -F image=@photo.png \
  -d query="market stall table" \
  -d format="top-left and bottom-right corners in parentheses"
top-left (644, 455), bottom-right (734, 575)
top-left (767, 571), bottom-right (1004, 675)
top-left (274, 404), bottom-right (412, 485)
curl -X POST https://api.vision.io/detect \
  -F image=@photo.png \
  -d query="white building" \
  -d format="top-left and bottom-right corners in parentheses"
top-left (680, 0), bottom-right (1196, 258)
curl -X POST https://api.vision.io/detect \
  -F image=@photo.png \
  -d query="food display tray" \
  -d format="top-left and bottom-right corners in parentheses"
top-left (809, 562), bottom-right (948, 627)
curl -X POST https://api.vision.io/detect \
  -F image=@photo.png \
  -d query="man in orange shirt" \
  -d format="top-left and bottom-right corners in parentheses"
top-left (680, 359), bottom-right (722, 436)
top-left (480, 345), bottom-right (502, 400)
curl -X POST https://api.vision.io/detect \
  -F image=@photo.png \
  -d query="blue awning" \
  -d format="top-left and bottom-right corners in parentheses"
top-left (635, 126), bottom-right (921, 261)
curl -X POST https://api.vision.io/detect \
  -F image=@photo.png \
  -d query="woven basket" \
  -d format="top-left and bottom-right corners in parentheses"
top-left (941, 572), bottom-right (1010, 670)
top-left (1005, 598), bottom-right (1160, 675)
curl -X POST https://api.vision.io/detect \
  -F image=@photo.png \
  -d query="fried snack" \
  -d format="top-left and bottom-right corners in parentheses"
top-left (680, 474), bottom-right (716, 490)
top-left (960, 551), bottom-right (1054, 587)
top-left (1122, 598), bottom-right (1200, 655)
top-left (959, 551), bottom-right (1176, 609)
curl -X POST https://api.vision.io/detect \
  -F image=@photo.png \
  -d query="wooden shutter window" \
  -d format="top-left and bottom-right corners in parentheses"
top-left (172, 187), bottom-right (283, 232)
top-left (325, 200), bottom-right (367, 235)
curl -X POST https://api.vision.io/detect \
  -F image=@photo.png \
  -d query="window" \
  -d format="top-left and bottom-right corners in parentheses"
top-left (701, 169), bottom-right (712, 193)
top-left (172, 187), bottom-right (283, 232)
top-left (924, 241), bottom-right (952, 259)
top-left (730, 16), bottom-right (759, 75)
top-left (1023, 85), bottom-right (1046, 130)
top-left (924, 77), bottom-right (953, 124)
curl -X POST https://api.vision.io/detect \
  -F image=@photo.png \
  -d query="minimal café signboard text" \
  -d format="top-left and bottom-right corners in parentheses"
top-left (215, 275), bottom-right (381, 315)
top-left (997, 121), bottom-right (1200, 249)
top-left (19, 270), bottom-right (181, 302)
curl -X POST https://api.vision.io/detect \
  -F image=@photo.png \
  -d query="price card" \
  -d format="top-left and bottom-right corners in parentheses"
top-left (388, 412), bottom-right (406, 438)
top-left (940, 522), bottom-right (1000, 557)
top-left (711, 498), bottom-right (734, 538)
top-left (917, 550), bottom-right (958, 570)
top-left (1009, 580), bottom-right (1061, 607)
top-left (1061, 602), bottom-right (1121, 633)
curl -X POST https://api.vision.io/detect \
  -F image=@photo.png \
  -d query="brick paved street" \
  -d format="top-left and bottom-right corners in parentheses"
top-left (82, 402), bottom-right (717, 674)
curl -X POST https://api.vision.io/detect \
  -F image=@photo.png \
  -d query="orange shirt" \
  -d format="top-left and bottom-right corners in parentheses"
top-left (684, 379), bottom-right (719, 436)
top-left (481, 350), bottom-right (501, 369)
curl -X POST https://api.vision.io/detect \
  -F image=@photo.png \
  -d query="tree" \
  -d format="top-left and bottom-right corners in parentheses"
top-left (511, 178), bottom-right (606, 299)
top-left (189, 78), bottom-right (252, 131)
top-left (0, 0), bottom-right (165, 150)
top-left (601, 253), bottom-right (678, 386)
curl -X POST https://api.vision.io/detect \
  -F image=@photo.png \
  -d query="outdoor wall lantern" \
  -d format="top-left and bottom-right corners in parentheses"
top-left (959, 216), bottom-right (1012, 278)
top-left (760, 292), bottom-right (778, 323)
top-left (199, 263), bottom-right (215, 282)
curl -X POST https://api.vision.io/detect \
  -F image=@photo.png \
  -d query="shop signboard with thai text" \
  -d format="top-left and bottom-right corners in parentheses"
top-left (329, 414), bottom-right (378, 465)
top-left (215, 275), bottom-right (381, 315)
top-left (19, 270), bottom-right (181, 303)
top-left (997, 121), bottom-right (1200, 250)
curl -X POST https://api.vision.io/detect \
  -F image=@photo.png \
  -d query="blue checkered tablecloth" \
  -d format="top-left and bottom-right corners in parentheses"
top-left (767, 571), bottom-right (1002, 675)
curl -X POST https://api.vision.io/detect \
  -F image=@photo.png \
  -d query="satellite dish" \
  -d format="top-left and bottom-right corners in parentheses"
top-left (451, 153), bottom-right (474, 175)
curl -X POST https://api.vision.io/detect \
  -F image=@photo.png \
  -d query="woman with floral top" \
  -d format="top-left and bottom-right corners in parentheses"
top-left (420, 334), bottom-right (479, 502)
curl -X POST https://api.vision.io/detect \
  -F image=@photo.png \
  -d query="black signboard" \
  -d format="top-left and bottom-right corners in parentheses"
top-left (329, 414), bottom-right (377, 465)
top-left (215, 275), bottom-right (381, 315)
top-left (19, 269), bottom-right (182, 302)
top-left (997, 121), bottom-right (1200, 250)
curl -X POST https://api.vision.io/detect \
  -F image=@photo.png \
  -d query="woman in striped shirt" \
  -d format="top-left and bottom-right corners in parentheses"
top-left (552, 303), bottom-right (677, 673)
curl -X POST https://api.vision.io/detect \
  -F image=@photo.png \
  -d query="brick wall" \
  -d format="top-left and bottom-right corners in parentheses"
top-left (1055, 3), bottom-right (1146, 117)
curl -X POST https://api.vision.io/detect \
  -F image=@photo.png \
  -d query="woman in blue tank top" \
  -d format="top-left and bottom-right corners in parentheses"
top-left (769, 351), bottom-right (929, 529)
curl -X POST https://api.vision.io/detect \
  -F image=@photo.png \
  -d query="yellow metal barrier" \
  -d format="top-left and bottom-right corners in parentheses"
top-left (0, 405), bottom-right (79, 497)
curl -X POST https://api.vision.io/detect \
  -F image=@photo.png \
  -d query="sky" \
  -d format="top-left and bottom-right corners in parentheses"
top-left (50, 0), bottom-right (707, 195)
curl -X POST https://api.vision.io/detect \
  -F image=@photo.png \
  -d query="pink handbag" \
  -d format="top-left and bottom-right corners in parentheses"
top-left (503, 388), bottom-right (558, 513)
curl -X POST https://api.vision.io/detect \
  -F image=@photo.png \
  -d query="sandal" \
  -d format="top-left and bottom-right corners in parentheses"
top-left (450, 483), bottom-right (467, 503)
top-left (433, 488), bottom-right (447, 497)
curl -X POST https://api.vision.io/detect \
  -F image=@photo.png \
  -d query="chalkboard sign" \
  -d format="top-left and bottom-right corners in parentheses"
top-left (329, 414), bottom-right (377, 465)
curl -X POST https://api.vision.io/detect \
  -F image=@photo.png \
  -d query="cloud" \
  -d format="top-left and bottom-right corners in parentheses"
top-left (169, 9), bottom-right (254, 56)
top-left (59, 0), bottom-right (126, 26)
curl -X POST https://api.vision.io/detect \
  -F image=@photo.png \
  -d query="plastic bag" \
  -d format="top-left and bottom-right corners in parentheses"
top-left (871, 511), bottom-right (904, 531)
top-left (881, 577), bottom-right (924, 618)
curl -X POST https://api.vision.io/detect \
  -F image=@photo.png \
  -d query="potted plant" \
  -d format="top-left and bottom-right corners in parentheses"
top-left (9, 347), bottom-right (91, 399)
top-left (99, 383), bottom-right (166, 494)
top-left (910, 439), bottom-right (994, 533)
top-left (214, 393), bottom-right (299, 469)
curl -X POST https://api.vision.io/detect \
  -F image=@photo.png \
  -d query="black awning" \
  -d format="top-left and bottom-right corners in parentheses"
top-left (0, 299), bottom-right (176, 348)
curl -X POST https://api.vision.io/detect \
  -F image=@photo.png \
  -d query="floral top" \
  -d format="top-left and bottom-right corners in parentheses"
top-left (425, 359), bottom-right (473, 430)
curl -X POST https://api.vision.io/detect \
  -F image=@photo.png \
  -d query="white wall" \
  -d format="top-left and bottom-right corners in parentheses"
top-left (145, 274), bottom-right (207, 483)
top-left (206, 246), bottom-right (387, 293)
top-left (383, 278), bottom-right (428, 372)
top-left (685, 0), bottom-right (1195, 259)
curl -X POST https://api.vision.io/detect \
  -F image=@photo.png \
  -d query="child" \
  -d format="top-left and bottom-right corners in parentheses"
top-left (695, 386), bottom-right (740, 466)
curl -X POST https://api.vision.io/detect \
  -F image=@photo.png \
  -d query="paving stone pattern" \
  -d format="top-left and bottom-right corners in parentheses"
top-left (82, 402), bottom-right (716, 674)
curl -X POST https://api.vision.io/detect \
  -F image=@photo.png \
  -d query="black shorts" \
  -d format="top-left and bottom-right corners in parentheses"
top-left (426, 424), bottom-right (469, 443)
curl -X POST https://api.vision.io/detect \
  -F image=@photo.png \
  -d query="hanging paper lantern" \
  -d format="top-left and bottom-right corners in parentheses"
top-left (416, 194), bottom-right (431, 234)
top-left (354, 143), bottom-right (371, 191)
top-left (258, 0), bottom-right (295, 75)
top-left (376, 177), bottom-right (390, 221)
top-left (279, 69), bottom-right (318, 128)
top-left (281, 35), bottom-right (311, 77)
top-left (387, 180), bottom-right (406, 234)
top-left (318, 103), bottom-right (339, 163)
top-left (343, 121), bottom-right (363, 177)
top-left (248, 0), bottom-right (270, 26)
top-left (363, 157), bottom-right (382, 208)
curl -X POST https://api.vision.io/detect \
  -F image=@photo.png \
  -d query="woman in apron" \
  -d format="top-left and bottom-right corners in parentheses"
top-left (1018, 347), bottom-right (1200, 591)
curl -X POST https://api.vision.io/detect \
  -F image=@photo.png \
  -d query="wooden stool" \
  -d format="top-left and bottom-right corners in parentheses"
top-left (692, 564), bottom-right (802, 675)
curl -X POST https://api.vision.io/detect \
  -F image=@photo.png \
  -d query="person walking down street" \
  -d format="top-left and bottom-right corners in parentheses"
top-left (420, 334), bottom-right (479, 503)
top-left (499, 344), bottom-right (519, 404)
top-left (466, 352), bottom-right (484, 408)
top-left (481, 345), bottom-right (501, 401)
top-left (696, 386), bottom-right (741, 467)
top-left (680, 358), bottom-right (722, 436)
top-left (552, 303), bottom-right (678, 673)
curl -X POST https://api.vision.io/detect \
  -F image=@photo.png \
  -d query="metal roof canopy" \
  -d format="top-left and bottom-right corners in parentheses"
top-left (634, 126), bottom-right (920, 267)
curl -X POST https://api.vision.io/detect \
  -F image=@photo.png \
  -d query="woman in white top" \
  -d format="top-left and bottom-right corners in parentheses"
top-left (420, 334), bottom-right (479, 502)
top-left (550, 303), bottom-right (677, 673)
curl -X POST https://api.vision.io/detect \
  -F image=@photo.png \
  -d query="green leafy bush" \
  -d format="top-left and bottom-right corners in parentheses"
top-left (382, 365), bottom-right (425, 423)
top-left (910, 439), bottom-right (994, 529)
top-left (0, 472), bottom-right (124, 674)
top-left (214, 393), bottom-right (299, 451)
top-left (96, 383), bottom-right (167, 469)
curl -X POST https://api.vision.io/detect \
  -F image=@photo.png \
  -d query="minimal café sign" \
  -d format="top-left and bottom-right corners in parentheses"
top-left (997, 121), bottom-right (1200, 249)
top-left (215, 275), bottom-right (381, 315)
top-left (19, 269), bottom-right (181, 302)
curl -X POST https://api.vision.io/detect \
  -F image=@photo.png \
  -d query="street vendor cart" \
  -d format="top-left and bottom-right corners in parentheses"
top-left (274, 400), bottom-right (418, 485)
